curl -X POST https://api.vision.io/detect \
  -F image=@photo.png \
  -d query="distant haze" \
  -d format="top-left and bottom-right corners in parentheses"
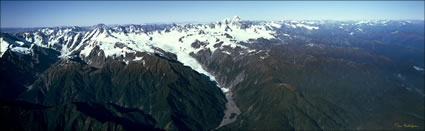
top-left (1, 1), bottom-right (424, 28)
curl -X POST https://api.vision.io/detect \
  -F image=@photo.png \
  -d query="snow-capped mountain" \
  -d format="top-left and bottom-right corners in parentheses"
top-left (1, 17), bottom-right (424, 130)
top-left (1, 17), bottom-right (424, 92)
top-left (1, 16), bottom-right (281, 92)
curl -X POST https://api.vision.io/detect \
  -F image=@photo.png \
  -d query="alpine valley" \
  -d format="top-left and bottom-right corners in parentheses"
top-left (0, 17), bottom-right (424, 130)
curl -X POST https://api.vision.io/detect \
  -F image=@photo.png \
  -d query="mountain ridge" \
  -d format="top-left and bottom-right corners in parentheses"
top-left (0, 17), bottom-right (423, 130)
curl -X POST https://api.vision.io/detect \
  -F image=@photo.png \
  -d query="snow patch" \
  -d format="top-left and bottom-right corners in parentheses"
top-left (221, 88), bottom-right (229, 93)
top-left (306, 43), bottom-right (315, 47)
top-left (11, 46), bottom-right (32, 55)
top-left (267, 21), bottom-right (282, 28)
top-left (0, 38), bottom-right (10, 57)
top-left (222, 51), bottom-right (231, 55)
top-left (134, 56), bottom-right (144, 61)
top-left (15, 41), bottom-right (25, 46)
top-left (295, 23), bottom-right (319, 30)
top-left (413, 66), bottom-right (424, 71)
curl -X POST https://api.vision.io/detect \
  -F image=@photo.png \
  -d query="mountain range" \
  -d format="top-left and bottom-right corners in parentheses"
top-left (0, 16), bottom-right (424, 130)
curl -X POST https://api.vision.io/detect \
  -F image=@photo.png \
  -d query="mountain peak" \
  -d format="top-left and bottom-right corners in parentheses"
top-left (70, 26), bottom-right (83, 31)
top-left (93, 23), bottom-right (108, 29)
top-left (232, 16), bottom-right (241, 22)
top-left (91, 23), bottom-right (110, 36)
top-left (219, 16), bottom-right (243, 25)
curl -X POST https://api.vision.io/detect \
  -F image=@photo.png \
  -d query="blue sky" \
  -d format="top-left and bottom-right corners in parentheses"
top-left (1, 1), bottom-right (424, 28)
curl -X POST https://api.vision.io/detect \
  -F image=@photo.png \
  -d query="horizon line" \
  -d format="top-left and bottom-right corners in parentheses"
top-left (1, 18), bottom-right (424, 29)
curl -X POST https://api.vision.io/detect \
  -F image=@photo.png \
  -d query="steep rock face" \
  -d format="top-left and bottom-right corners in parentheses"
top-left (191, 44), bottom-right (424, 130)
top-left (19, 53), bottom-right (227, 130)
top-left (0, 46), bottom-right (60, 100)
top-left (0, 100), bottom-right (159, 131)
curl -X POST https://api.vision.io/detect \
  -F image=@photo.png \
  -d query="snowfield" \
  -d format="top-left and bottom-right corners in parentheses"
top-left (0, 17), bottom-right (280, 93)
